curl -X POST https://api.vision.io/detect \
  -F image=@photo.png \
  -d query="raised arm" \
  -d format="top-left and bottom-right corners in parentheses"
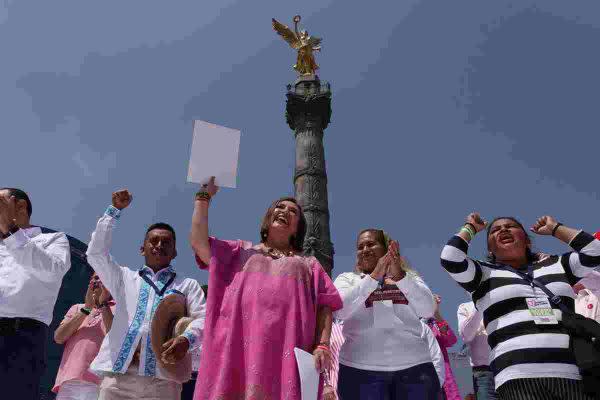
top-left (54, 304), bottom-right (89, 345)
top-left (530, 216), bottom-right (600, 280)
top-left (457, 303), bottom-right (484, 343)
top-left (190, 178), bottom-right (218, 266)
top-left (441, 212), bottom-right (487, 293)
top-left (85, 190), bottom-right (133, 295)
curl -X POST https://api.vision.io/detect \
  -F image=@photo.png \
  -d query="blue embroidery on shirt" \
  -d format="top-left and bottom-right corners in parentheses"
top-left (143, 269), bottom-right (176, 376)
top-left (104, 205), bottom-right (121, 220)
top-left (113, 280), bottom-right (151, 373)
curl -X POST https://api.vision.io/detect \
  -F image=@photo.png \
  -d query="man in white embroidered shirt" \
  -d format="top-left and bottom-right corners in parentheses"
top-left (0, 188), bottom-right (71, 400)
top-left (86, 189), bottom-right (206, 400)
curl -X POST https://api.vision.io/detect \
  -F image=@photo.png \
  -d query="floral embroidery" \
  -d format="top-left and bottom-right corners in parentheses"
top-left (113, 280), bottom-right (151, 373)
top-left (144, 270), bottom-right (176, 376)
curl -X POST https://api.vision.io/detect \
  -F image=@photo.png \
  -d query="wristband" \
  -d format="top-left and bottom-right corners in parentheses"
top-left (552, 223), bottom-right (563, 237)
top-left (105, 205), bottom-right (121, 220)
top-left (315, 344), bottom-right (331, 353)
top-left (80, 307), bottom-right (92, 315)
top-left (464, 222), bottom-right (477, 234)
top-left (460, 226), bottom-right (474, 241)
top-left (195, 191), bottom-right (211, 203)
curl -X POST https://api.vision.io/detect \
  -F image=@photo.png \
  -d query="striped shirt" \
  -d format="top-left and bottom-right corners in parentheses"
top-left (324, 319), bottom-right (345, 390)
top-left (440, 231), bottom-right (600, 390)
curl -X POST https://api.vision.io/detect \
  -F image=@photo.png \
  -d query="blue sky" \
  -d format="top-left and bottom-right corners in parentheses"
top-left (2, 1), bottom-right (600, 331)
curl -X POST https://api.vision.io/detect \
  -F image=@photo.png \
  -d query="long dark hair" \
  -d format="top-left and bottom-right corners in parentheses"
top-left (486, 216), bottom-right (536, 263)
top-left (259, 197), bottom-right (307, 252)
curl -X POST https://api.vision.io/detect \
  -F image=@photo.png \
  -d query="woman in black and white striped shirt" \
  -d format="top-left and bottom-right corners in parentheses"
top-left (441, 213), bottom-right (600, 400)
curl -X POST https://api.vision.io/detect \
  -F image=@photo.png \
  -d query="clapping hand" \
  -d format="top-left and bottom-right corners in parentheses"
top-left (112, 190), bottom-right (132, 210)
top-left (530, 216), bottom-right (558, 236)
top-left (386, 240), bottom-right (406, 282)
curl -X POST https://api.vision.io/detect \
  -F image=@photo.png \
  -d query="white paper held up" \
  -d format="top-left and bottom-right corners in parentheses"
top-left (294, 347), bottom-right (319, 400)
top-left (187, 120), bottom-right (240, 188)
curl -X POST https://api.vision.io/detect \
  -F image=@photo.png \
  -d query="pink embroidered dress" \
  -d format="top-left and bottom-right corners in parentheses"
top-left (426, 319), bottom-right (461, 400)
top-left (193, 238), bottom-right (343, 400)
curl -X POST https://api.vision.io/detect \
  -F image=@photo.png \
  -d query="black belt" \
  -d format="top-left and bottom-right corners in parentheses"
top-left (0, 317), bottom-right (46, 334)
top-left (472, 365), bottom-right (491, 372)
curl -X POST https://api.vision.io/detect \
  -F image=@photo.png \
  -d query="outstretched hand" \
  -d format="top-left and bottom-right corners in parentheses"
top-left (112, 190), bottom-right (132, 210)
top-left (530, 216), bottom-right (558, 236)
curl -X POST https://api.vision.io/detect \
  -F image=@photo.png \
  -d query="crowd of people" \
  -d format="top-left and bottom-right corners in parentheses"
top-left (0, 182), bottom-right (599, 400)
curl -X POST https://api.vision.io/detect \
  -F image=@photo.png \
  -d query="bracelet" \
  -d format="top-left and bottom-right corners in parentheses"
top-left (552, 223), bottom-right (563, 237)
top-left (195, 191), bottom-right (211, 203)
top-left (464, 222), bottom-right (477, 234)
top-left (80, 307), bottom-right (92, 315)
top-left (315, 345), bottom-right (331, 353)
top-left (436, 319), bottom-right (449, 329)
top-left (460, 226), bottom-right (474, 241)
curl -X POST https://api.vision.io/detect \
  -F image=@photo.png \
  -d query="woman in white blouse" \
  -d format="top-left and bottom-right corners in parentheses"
top-left (334, 229), bottom-right (440, 400)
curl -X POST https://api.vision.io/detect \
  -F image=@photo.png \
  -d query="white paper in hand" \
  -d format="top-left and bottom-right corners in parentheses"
top-left (294, 348), bottom-right (319, 400)
top-left (187, 120), bottom-right (240, 188)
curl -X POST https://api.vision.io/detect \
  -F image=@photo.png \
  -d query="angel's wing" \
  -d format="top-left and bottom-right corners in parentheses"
top-left (307, 36), bottom-right (322, 48)
top-left (272, 18), bottom-right (301, 49)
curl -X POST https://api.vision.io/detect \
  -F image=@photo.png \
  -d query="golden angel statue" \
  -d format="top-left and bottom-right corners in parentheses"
top-left (272, 15), bottom-right (322, 76)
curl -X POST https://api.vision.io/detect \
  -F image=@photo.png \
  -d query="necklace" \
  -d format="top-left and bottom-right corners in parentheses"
top-left (263, 246), bottom-right (294, 259)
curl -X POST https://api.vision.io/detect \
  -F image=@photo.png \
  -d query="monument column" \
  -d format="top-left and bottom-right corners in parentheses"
top-left (285, 76), bottom-right (334, 274)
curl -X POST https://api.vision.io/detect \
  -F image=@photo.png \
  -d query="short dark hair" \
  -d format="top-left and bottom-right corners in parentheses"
top-left (486, 216), bottom-right (535, 263)
top-left (0, 188), bottom-right (32, 217)
top-left (260, 197), bottom-right (307, 252)
top-left (145, 222), bottom-right (176, 242)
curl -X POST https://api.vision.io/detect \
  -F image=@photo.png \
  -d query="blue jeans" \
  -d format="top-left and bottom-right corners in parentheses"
top-left (472, 369), bottom-right (498, 400)
top-left (338, 362), bottom-right (442, 400)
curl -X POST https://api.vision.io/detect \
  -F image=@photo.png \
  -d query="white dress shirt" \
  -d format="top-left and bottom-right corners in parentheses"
top-left (457, 301), bottom-right (490, 367)
top-left (334, 271), bottom-right (436, 371)
top-left (421, 320), bottom-right (445, 387)
top-left (0, 226), bottom-right (70, 325)
top-left (86, 206), bottom-right (206, 383)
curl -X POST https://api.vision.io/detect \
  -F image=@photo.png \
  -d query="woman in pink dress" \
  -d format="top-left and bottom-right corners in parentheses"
top-left (190, 178), bottom-right (343, 400)
top-left (425, 295), bottom-right (461, 400)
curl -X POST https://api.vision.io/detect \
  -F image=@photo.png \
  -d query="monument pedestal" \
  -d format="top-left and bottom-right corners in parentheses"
top-left (285, 77), bottom-right (334, 274)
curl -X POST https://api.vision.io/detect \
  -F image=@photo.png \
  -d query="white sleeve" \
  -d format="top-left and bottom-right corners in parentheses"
top-left (422, 321), bottom-right (445, 387)
top-left (333, 273), bottom-right (378, 320)
top-left (180, 280), bottom-right (206, 352)
top-left (4, 230), bottom-right (70, 282)
top-left (396, 274), bottom-right (436, 319)
top-left (85, 207), bottom-right (130, 295)
top-left (457, 303), bottom-right (484, 343)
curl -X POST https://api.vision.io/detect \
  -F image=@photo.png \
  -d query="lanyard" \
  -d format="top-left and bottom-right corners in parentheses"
top-left (138, 269), bottom-right (176, 297)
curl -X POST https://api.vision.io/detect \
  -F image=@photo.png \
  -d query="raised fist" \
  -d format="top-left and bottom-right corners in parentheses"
top-left (531, 216), bottom-right (558, 236)
top-left (466, 212), bottom-right (487, 233)
top-left (112, 189), bottom-right (132, 210)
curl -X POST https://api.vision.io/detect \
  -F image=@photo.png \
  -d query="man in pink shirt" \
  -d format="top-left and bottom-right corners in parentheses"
top-left (53, 273), bottom-right (114, 400)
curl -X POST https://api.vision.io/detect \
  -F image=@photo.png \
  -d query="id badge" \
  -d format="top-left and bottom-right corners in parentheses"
top-left (525, 297), bottom-right (558, 325)
top-left (373, 300), bottom-right (397, 328)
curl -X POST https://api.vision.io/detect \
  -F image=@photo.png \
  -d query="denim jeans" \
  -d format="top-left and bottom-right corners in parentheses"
top-left (472, 369), bottom-right (498, 400)
top-left (338, 362), bottom-right (442, 400)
